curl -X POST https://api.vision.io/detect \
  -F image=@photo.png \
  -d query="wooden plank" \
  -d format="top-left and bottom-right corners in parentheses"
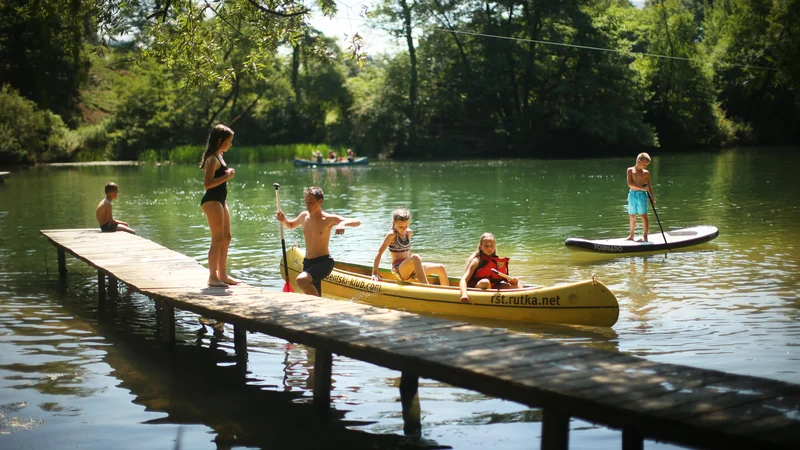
top-left (709, 392), bottom-right (800, 436)
top-left (388, 327), bottom-right (518, 353)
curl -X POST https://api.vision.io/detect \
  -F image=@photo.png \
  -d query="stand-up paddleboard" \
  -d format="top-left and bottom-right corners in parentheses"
top-left (565, 226), bottom-right (719, 254)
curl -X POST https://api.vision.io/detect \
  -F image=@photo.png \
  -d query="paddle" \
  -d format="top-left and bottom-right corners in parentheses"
top-left (274, 183), bottom-right (294, 292)
top-left (645, 186), bottom-right (669, 247)
top-left (490, 269), bottom-right (524, 288)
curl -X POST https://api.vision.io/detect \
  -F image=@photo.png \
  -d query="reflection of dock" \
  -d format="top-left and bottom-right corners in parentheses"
top-left (81, 303), bottom-right (420, 449)
top-left (41, 229), bottom-right (799, 450)
top-left (0, 171), bottom-right (9, 182)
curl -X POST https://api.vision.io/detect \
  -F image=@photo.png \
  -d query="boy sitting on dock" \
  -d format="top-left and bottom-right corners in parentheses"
top-left (276, 186), bottom-right (360, 296)
top-left (96, 182), bottom-right (136, 234)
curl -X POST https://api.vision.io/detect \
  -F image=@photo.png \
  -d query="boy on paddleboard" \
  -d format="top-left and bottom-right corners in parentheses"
top-left (626, 153), bottom-right (656, 242)
top-left (276, 186), bottom-right (361, 296)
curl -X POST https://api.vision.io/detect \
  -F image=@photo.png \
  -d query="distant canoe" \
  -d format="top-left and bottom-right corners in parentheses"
top-left (293, 157), bottom-right (369, 167)
top-left (564, 225), bottom-right (719, 254)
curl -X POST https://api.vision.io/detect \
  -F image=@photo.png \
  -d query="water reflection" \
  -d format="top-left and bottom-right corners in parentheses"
top-left (1, 275), bottom-right (449, 449)
top-left (624, 256), bottom-right (657, 328)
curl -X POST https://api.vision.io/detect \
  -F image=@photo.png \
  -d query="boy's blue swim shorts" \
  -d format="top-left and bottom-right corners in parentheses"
top-left (628, 190), bottom-right (649, 215)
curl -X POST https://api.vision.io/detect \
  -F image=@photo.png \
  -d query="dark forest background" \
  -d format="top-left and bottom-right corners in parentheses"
top-left (1, 0), bottom-right (798, 164)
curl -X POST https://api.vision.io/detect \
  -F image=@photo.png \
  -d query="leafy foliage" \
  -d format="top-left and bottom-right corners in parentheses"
top-left (1, 0), bottom-right (798, 165)
top-left (0, 86), bottom-right (70, 164)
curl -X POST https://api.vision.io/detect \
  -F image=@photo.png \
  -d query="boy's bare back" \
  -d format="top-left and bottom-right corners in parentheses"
top-left (96, 199), bottom-right (112, 226)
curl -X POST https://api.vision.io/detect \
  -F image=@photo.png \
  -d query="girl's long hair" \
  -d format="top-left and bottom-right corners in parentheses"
top-left (200, 124), bottom-right (234, 169)
top-left (464, 232), bottom-right (496, 270)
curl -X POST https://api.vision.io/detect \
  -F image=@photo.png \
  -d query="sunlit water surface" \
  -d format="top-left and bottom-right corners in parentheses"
top-left (1, 148), bottom-right (798, 449)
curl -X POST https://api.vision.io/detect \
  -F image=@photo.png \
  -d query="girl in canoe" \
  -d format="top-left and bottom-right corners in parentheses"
top-left (459, 233), bottom-right (520, 303)
top-left (371, 209), bottom-right (449, 286)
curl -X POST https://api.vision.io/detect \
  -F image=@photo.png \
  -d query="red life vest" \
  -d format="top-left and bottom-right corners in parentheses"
top-left (469, 254), bottom-right (509, 287)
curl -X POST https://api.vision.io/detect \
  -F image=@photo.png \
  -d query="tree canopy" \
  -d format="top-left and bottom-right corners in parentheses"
top-left (0, 0), bottom-right (797, 163)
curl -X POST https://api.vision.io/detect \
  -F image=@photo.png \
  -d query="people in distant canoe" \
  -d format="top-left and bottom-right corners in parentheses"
top-left (346, 149), bottom-right (355, 162)
top-left (276, 186), bottom-right (361, 296)
top-left (459, 233), bottom-right (519, 303)
top-left (314, 151), bottom-right (323, 164)
top-left (327, 149), bottom-right (338, 162)
top-left (95, 182), bottom-right (136, 234)
top-left (371, 208), bottom-right (450, 286)
top-left (626, 152), bottom-right (655, 242)
top-left (200, 124), bottom-right (239, 287)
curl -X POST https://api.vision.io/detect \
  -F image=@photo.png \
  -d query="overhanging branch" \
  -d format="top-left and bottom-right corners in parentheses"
top-left (246, 0), bottom-right (309, 18)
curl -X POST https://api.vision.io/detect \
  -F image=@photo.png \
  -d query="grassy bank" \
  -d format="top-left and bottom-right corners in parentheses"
top-left (140, 143), bottom-right (347, 164)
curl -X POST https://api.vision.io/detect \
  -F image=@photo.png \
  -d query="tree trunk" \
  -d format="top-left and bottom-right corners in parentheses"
top-left (400, 0), bottom-right (418, 153)
top-left (292, 44), bottom-right (301, 103)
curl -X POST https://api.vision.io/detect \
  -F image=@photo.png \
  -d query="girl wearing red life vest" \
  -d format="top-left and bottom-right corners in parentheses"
top-left (459, 233), bottom-right (520, 303)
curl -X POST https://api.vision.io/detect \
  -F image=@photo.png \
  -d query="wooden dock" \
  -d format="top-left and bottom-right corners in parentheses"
top-left (41, 229), bottom-right (800, 450)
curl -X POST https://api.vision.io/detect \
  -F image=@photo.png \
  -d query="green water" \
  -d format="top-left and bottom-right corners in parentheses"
top-left (1, 148), bottom-right (798, 449)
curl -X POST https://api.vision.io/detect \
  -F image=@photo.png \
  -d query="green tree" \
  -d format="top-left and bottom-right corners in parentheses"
top-left (636, 0), bottom-right (722, 149)
top-left (0, 86), bottom-right (69, 164)
top-left (702, 0), bottom-right (800, 144)
top-left (0, 0), bottom-right (90, 125)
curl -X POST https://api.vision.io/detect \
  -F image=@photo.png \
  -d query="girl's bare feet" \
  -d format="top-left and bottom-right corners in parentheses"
top-left (220, 275), bottom-right (240, 285)
top-left (208, 277), bottom-right (228, 287)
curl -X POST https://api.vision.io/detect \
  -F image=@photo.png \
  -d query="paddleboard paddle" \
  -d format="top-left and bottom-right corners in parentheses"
top-left (645, 185), bottom-right (669, 249)
top-left (274, 183), bottom-right (294, 292)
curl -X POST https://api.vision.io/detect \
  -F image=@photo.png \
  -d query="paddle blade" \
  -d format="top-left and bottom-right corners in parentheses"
top-left (283, 281), bottom-right (294, 292)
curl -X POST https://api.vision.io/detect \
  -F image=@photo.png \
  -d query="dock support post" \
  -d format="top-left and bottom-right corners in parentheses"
top-left (108, 276), bottom-right (118, 300)
top-left (313, 348), bottom-right (332, 416)
top-left (157, 301), bottom-right (175, 347)
top-left (622, 430), bottom-right (643, 450)
top-left (541, 409), bottom-right (569, 450)
top-left (57, 248), bottom-right (67, 276)
top-left (400, 372), bottom-right (421, 435)
top-left (233, 325), bottom-right (248, 374)
top-left (97, 271), bottom-right (106, 303)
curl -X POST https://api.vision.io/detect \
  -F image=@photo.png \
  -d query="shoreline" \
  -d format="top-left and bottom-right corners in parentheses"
top-left (38, 161), bottom-right (143, 167)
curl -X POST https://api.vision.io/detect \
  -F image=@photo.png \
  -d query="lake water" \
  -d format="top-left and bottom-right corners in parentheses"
top-left (1, 148), bottom-right (798, 449)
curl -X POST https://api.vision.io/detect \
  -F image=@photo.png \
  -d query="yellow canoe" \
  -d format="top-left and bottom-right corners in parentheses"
top-left (280, 246), bottom-right (619, 327)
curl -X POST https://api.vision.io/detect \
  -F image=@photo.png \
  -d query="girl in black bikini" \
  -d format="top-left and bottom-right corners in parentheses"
top-left (200, 124), bottom-right (239, 287)
top-left (370, 208), bottom-right (449, 285)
